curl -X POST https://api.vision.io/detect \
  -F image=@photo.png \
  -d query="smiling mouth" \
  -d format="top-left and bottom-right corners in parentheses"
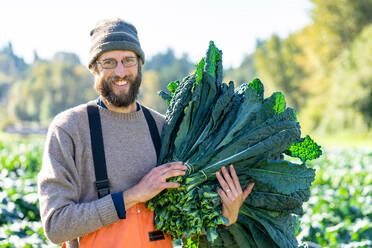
top-left (115, 80), bottom-right (128, 86)
top-left (113, 80), bottom-right (129, 89)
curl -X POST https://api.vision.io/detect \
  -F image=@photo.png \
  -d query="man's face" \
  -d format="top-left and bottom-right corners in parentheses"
top-left (93, 50), bottom-right (142, 107)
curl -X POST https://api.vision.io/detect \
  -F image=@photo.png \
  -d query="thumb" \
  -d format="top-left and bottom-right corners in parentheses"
top-left (243, 182), bottom-right (254, 200)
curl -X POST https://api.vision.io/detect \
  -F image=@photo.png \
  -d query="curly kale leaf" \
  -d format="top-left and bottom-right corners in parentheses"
top-left (285, 135), bottom-right (322, 163)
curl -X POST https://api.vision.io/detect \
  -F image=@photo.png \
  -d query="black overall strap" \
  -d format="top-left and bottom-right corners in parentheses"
top-left (87, 102), bottom-right (161, 199)
top-left (87, 102), bottom-right (110, 199)
top-left (141, 105), bottom-right (161, 160)
top-left (140, 106), bottom-right (164, 241)
top-left (88, 101), bottom-right (164, 240)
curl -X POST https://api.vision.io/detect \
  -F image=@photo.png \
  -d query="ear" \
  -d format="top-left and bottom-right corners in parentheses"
top-left (89, 64), bottom-right (99, 76)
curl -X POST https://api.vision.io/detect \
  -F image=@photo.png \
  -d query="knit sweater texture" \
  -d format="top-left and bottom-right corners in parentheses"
top-left (37, 101), bottom-right (165, 248)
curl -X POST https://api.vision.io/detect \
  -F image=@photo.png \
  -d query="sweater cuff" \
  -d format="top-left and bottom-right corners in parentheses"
top-left (111, 191), bottom-right (126, 219)
top-left (95, 194), bottom-right (119, 226)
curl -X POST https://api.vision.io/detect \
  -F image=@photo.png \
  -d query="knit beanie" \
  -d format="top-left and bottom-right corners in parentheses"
top-left (88, 18), bottom-right (145, 68)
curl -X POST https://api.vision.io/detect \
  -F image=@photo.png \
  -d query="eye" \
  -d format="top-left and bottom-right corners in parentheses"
top-left (102, 58), bottom-right (117, 67)
top-left (123, 57), bottom-right (137, 66)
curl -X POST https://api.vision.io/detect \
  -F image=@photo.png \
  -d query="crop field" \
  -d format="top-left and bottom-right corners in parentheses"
top-left (0, 140), bottom-right (371, 248)
top-left (297, 147), bottom-right (372, 248)
top-left (0, 141), bottom-right (58, 248)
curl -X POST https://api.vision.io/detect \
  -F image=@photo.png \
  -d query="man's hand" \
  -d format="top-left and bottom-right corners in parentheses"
top-left (123, 162), bottom-right (186, 209)
top-left (216, 164), bottom-right (254, 226)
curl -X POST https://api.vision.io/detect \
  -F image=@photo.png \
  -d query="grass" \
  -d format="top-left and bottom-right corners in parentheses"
top-left (0, 132), bottom-right (45, 143)
top-left (312, 133), bottom-right (372, 149)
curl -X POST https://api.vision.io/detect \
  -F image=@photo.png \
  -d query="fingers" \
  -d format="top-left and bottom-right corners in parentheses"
top-left (156, 161), bottom-right (187, 181)
top-left (161, 169), bottom-right (186, 181)
top-left (135, 162), bottom-right (187, 202)
top-left (160, 182), bottom-right (181, 190)
top-left (216, 187), bottom-right (230, 204)
top-left (216, 172), bottom-right (234, 202)
top-left (216, 171), bottom-right (229, 192)
top-left (217, 166), bottom-right (238, 197)
top-left (229, 165), bottom-right (243, 193)
top-left (221, 166), bottom-right (236, 192)
top-left (216, 165), bottom-right (254, 201)
top-left (243, 183), bottom-right (255, 200)
top-left (158, 161), bottom-right (187, 172)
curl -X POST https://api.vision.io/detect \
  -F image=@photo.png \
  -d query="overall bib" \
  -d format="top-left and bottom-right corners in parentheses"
top-left (62, 102), bottom-right (172, 248)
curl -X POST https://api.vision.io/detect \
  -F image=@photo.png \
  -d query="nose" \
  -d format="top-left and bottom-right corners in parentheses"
top-left (114, 61), bottom-right (128, 78)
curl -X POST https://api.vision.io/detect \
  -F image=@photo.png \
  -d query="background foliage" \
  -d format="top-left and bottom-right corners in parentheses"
top-left (0, 0), bottom-right (371, 137)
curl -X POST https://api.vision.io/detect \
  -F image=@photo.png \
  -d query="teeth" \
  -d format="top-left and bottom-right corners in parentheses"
top-left (114, 80), bottom-right (128, 86)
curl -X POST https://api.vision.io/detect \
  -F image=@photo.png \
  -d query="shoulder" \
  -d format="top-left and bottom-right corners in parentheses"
top-left (140, 105), bottom-right (165, 134)
top-left (48, 101), bottom-right (91, 135)
top-left (143, 106), bottom-right (165, 122)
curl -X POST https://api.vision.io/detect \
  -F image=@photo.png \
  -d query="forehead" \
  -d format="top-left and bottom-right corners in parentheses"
top-left (98, 50), bottom-right (137, 60)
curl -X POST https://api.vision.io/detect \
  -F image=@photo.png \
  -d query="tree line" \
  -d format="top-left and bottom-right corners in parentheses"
top-left (0, 0), bottom-right (371, 135)
top-left (226, 0), bottom-right (372, 135)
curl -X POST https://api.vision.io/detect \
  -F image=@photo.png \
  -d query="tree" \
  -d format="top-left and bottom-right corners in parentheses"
top-left (139, 70), bottom-right (167, 113)
top-left (310, 0), bottom-right (372, 63)
top-left (254, 34), bottom-right (306, 109)
top-left (329, 24), bottom-right (372, 130)
top-left (224, 53), bottom-right (257, 87)
top-left (8, 54), bottom-right (96, 123)
top-left (144, 48), bottom-right (176, 71)
top-left (53, 52), bottom-right (81, 65)
top-left (144, 49), bottom-right (194, 91)
top-left (0, 42), bottom-right (28, 80)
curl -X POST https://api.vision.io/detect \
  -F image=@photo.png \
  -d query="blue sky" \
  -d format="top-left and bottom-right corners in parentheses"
top-left (0, 0), bottom-right (313, 68)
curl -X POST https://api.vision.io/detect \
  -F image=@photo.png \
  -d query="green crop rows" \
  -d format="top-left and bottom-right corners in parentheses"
top-left (0, 141), bottom-right (371, 247)
top-left (297, 148), bottom-right (372, 247)
top-left (0, 141), bottom-right (58, 248)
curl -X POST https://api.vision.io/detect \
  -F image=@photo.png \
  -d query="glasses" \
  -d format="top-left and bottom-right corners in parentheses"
top-left (96, 57), bottom-right (138, 69)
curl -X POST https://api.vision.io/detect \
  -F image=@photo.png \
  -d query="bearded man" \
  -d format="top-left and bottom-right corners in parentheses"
top-left (37, 18), bottom-right (252, 248)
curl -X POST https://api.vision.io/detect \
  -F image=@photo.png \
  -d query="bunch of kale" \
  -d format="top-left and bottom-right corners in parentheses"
top-left (147, 41), bottom-right (321, 248)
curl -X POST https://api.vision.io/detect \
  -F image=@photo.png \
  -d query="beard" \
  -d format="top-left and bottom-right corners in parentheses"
top-left (95, 70), bottom-right (142, 107)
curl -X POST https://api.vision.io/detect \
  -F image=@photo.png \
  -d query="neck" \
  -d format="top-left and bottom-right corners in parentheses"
top-left (101, 97), bottom-right (137, 113)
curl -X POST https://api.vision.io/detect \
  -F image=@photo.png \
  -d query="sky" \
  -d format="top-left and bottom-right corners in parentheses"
top-left (0, 0), bottom-right (313, 68)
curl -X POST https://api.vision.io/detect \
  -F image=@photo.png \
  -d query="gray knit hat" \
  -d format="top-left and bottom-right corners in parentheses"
top-left (88, 18), bottom-right (145, 68)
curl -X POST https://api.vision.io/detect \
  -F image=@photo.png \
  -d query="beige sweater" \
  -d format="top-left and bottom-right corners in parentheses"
top-left (37, 101), bottom-right (165, 248)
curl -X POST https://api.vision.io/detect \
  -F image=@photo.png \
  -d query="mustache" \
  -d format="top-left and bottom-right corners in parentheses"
top-left (107, 75), bottom-right (134, 83)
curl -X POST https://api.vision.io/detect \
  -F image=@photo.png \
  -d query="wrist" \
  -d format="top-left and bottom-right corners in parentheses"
top-left (222, 214), bottom-right (236, 226)
top-left (123, 187), bottom-right (141, 210)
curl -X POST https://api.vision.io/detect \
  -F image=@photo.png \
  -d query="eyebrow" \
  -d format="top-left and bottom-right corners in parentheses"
top-left (101, 56), bottom-right (137, 60)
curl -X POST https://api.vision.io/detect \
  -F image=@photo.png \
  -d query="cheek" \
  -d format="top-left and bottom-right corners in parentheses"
top-left (101, 70), bottom-right (113, 79)
top-left (96, 71), bottom-right (111, 83)
top-left (128, 65), bottom-right (139, 76)
top-left (127, 69), bottom-right (138, 78)
top-left (94, 78), bottom-right (101, 92)
top-left (94, 75), bottom-right (106, 90)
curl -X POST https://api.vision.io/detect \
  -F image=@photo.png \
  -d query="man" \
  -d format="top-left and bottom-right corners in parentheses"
top-left (38, 18), bottom-right (253, 248)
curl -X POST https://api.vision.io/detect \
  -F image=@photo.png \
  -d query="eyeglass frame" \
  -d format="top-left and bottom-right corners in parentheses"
top-left (96, 56), bottom-right (139, 69)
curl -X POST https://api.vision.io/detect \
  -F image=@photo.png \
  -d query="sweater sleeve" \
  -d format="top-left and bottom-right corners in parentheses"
top-left (37, 124), bottom-right (119, 244)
